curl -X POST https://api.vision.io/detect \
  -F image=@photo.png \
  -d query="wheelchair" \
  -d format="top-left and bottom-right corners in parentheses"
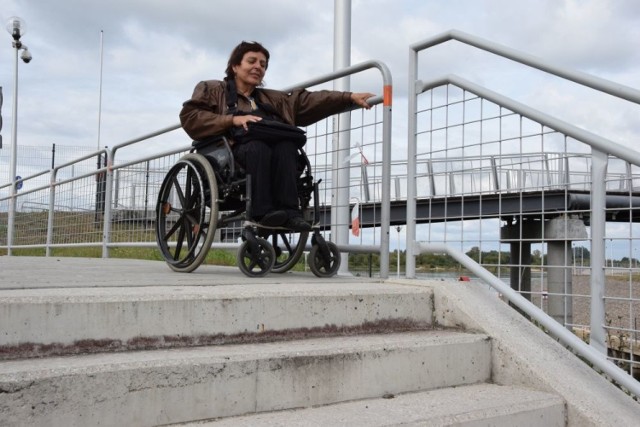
top-left (155, 136), bottom-right (341, 277)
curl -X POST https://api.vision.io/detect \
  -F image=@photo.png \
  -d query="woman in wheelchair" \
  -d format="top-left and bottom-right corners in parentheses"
top-left (179, 41), bottom-right (374, 231)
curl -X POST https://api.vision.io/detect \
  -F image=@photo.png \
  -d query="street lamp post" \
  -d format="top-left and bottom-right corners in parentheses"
top-left (5, 17), bottom-right (31, 255)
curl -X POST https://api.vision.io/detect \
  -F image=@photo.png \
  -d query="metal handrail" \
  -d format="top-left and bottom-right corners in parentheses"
top-left (407, 30), bottom-right (640, 398)
top-left (411, 29), bottom-right (640, 105)
top-left (414, 242), bottom-right (640, 399)
top-left (407, 30), bottom-right (640, 279)
top-left (412, 75), bottom-right (637, 359)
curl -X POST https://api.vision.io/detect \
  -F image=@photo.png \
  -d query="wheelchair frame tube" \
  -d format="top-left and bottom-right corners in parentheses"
top-left (245, 173), bottom-right (252, 220)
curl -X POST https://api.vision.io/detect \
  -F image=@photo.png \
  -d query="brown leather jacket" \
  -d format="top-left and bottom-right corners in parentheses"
top-left (179, 79), bottom-right (354, 143)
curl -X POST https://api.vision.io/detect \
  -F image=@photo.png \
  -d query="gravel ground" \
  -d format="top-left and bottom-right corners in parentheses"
top-left (523, 273), bottom-right (639, 377)
top-left (563, 274), bottom-right (637, 331)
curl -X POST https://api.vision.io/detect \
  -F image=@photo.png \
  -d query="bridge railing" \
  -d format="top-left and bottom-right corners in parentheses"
top-left (343, 152), bottom-right (637, 205)
top-left (0, 61), bottom-right (392, 276)
top-left (417, 152), bottom-right (639, 196)
top-left (407, 30), bottom-right (640, 394)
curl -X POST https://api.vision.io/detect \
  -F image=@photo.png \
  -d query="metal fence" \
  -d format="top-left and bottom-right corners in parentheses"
top-left (0, 61), bottom-right (392, 275)
top-left (2, 30), bottom-right (640, 396)
top-left (0, 143), bottom-right (98, 193)
top-left (407, 30), bottom-right (640, 393)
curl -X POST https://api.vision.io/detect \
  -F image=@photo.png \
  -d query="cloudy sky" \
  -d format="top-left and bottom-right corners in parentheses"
top-left (0, 0), bottom-right (639, 160)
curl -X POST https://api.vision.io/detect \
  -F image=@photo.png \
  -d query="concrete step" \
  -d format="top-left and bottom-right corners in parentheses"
top-left (0, 331), bottom-right (491, 427)
top-left (0, 281), bottom-right (434, 359)
top-left (173, 383), bottom-right (565, 427)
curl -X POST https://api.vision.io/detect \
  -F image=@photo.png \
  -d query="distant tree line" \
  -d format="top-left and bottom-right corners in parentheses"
top-left (348, 245), bottom-right (602, 272)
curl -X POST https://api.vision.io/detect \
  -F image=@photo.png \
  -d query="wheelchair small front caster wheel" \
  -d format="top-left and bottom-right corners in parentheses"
top-left (309, 241), bottom-right (341, 277)
top-left (237, 237), bottom-right (276, 277)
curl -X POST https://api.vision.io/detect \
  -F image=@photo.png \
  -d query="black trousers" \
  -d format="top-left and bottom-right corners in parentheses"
top-left (232, 140), bottom-right (300, 218)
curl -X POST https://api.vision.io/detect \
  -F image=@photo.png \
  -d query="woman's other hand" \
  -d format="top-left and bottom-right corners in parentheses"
top-left (232, 115), bottom-right (263, 130)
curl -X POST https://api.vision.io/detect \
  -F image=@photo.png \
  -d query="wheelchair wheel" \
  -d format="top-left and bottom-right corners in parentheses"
top-left (309, 241), bottom-right (341, 277)
top-left (270, 230), bottom-right (309, 273)
top-left (237, 237), bottom-right (276, 277)
top-left (155, 153), bottom-right (218, 273)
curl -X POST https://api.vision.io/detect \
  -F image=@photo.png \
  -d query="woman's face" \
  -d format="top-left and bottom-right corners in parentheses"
top-left (233, 51), bottom-right (268, 88)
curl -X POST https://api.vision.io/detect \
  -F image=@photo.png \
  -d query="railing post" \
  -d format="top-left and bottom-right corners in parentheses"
top-left (490, 156), bottom-right (499, 191)
top-left (379, 80), bottom-right (393, 279)
top-left (543, 153), bottom-right (551, 187)
top-left (590, 148), bottom-right (608, 355)
top-left (625, 161), bottom-right (632, 192)
top-left (360, 164), bottom-right (370, 202)
top-left (427, 160), bottom-right (435, 196)
top-left (405, 47), bottom-right (419, 278)
top-left (448, 164), bottom-right (456, 194)
top-left (45, 168), bottom-right (56, 257)
top-left (102, 148), bottom-right (114, 258)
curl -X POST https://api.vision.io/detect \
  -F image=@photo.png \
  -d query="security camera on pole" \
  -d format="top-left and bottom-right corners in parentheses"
top-left (5, 16), bottom-right (32, 255)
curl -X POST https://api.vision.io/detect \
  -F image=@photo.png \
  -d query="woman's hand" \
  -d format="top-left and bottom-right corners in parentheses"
top-left (232, 115), bottom-right (263, 130)
top-left (351, 92), bottom-right (375, 109)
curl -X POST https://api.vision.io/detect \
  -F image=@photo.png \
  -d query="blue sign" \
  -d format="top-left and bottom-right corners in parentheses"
top-left (15, 176), bottom-right (22, 190)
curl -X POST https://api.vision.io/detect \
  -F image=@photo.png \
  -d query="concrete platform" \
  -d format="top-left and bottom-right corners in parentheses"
top-left (2, 255), bottom-right (639, 426)
top-left (0, 256), bottom-right (359, 290)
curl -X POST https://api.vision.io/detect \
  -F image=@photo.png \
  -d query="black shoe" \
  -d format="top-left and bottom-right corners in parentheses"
top-left (257, 210), bottom-right (287, 227)
top-left (284, 216), bottom-right (312, 232)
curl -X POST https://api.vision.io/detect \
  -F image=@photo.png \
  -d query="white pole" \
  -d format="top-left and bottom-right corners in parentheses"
top-left (97, 30), bottom-right (104, 150)
top-left (332, 0), bottom-right (352, 274)
top-left (7, 42), bottom-right (19, 255)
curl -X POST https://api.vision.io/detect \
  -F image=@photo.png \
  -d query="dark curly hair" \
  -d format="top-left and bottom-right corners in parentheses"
top-left (224, 41), bottom-right (270, 81)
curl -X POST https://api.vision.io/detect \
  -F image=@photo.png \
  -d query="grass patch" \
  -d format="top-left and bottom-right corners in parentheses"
top-left (0, 245), bottom-right (238, 266)
top-left (0, 209), bottom-right (238, 266)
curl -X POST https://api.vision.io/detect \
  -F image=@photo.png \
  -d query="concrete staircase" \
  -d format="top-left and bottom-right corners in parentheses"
top-left (1, 257), bottom-right (638, 426)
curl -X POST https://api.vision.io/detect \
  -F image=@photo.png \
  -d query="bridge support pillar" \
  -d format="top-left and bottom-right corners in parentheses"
top-left (501, 215), bottom-right (587, 329)
top-left (545, 216), bottom-right (588, 329)
top-left (547, 240), bottom-right (573, 327)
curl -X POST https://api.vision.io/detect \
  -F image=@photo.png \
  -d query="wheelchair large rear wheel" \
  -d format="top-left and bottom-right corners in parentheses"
top-left (270, 230), bottom-right (309, 273)
top-left (155, 153), bottom-right (218, 272)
